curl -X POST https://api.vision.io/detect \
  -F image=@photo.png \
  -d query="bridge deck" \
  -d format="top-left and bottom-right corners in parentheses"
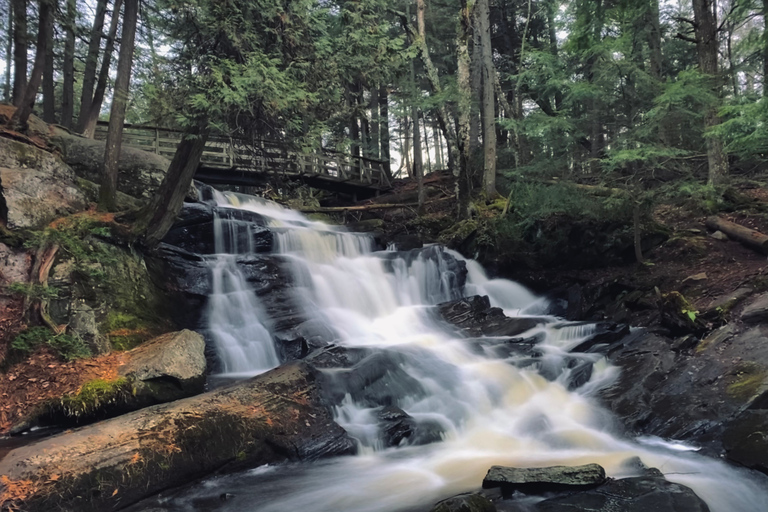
top-left (94, 122), bottom-right (392, 194)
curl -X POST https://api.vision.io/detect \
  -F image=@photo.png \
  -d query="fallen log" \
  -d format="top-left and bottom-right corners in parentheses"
top-left (705, 216), bottom-right (768, 255)
top-left (299, 195), bottom-right (454, 213)
top-left (0, 362), bottom-right (355, 512)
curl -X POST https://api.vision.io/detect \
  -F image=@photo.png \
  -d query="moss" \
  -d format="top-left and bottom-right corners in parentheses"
top-left (11, 326), bottom-right (91, 362)
top-left (437, 219), bottom-right (481, 248)
top-left (56, 378), bottom-right (130, 418)
top-left (104, 311), bottom-right (159, 351)
top-left (727, 363), bottom-right (767, 401)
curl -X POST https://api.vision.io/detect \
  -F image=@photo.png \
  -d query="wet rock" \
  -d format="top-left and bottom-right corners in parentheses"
top-left (704, 286), bottom-right (753, 318)
top-left (392, 233), bottom-right (423, 250)
top-left (431, 492), bottom-right (496, 512)
top-left (0, 363), bottom-right (356, 512)
top-left (569, 322), bottom-right (630, 352)
top-left (483, 464), bottom-right (606, 497)
top-left (67, 303), bottom-right (111, 355)
top-left (0, 138), bottom-right (87, 229)
top-left (741, 293), bottom-right (768, 324)
top-left (437, 296), bottom-right (548, 338)
top-left (377, 405), bottom-right (416, 447)
top-left (723, 410), bottom-right (768, 474)
top-left (273, 319), bottom-right (337, 361)
top-left (534, 475), bottom-right (710, 512)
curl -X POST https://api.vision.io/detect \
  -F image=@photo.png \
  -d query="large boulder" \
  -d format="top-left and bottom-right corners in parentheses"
top-left (52, 129), bottom-right (170, 200)
top-left (0, 138), bottom-right (87, 229)
top-left (0, 362), bottom-right (355, 512)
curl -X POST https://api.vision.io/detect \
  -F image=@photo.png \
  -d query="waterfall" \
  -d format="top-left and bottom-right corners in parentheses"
top-left (185, 190), bottom-right (768, 512)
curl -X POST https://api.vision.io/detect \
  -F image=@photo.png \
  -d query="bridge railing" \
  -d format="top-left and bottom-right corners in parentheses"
top-left (94, 121), bottom-right (391, 189)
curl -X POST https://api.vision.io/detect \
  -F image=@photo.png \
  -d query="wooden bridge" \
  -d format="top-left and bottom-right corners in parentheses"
top-left (94, 122), bottom-right (392, 197)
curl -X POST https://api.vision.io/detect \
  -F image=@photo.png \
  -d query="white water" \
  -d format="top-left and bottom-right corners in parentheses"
top-left (188, 190), bottom-right (768, 512)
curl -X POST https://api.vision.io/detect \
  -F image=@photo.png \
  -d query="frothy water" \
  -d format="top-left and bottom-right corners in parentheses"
top-left (179, 190), bottom-right (768, 512)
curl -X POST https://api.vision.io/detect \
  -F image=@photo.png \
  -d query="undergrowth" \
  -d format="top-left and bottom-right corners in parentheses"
top-left (11, 326), bottom-right (91, 361)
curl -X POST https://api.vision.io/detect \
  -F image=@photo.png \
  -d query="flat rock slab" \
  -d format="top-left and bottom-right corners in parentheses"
top-left (438, 296), bottom-right (548, 338)
top-left (0, 362), bottom-right (355, 512)
top-left (534, 475), bottom-right (710, 512)
top-left (741, 293), bottom-right (768, 324)
top-left (483, 464), bottom-right (606, 496)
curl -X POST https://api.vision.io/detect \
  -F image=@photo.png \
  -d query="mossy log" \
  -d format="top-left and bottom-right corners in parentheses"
top-left (705, 216), bottom-right (768, 255)
top-left (0, 363), bottom-right (355, 512)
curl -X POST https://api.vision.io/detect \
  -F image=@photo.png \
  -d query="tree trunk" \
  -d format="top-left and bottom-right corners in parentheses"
top-left (135, 126), bottom-right (210, 246)
top-left (347, 84), bottom-right (360, 158)
top-left (402, 115), bottom-right (411, 178)
top-left (370, 85), bottom-right (379, 160)
top-left (456, 0), bottom-right (473, 219)
top-left (379, 85), bottom-right (391, 177)
top-left (60, 0), bottom-right (76, 128)
top-left (692, 0), bottom-right (728, 185)
top-left (42, 0), bottom-right (55, 124)
top-left (98, 0), bottom-right (138, 212)
top-left (81, 0), bottom-right (122, 138)
top-left (477, 0), bottom-right (497, 197)
top-left (422, 113), bottom-right (432, 172)
top-left (469, 10), bottom-right (482, 163)
top-left (4, 6), bottom-right (11, 102)
top-left (433, 118), bottom-right (443, 169)
top-left (11, 0), bottom-right (26, 106)
top-left (647, 0), bottom-right (663, 80)
top-left (763, 0), bottom-right (768, 96)
top-left (9, 0), bottom-right (53, 132)
top-left (411, 75), bottom-right (424, 211)
top-left (76, 0), bottom-right (108, 132)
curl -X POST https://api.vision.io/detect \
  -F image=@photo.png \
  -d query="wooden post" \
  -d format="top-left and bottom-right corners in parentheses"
top-left (228, 137), bottom-right (235, 168)
top-left (154, 128), bottom-right (160, 154)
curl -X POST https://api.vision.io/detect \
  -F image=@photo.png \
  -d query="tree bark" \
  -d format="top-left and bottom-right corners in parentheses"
top-left (763, 0), bottom-right (768, 96)
top-left (9, 0), bottom-right (53, 132)
top-left (76, 0), bottom-right (108, 132)
top-left (402, 115), bottom-right (411, 178)
top-left (42, 0), bottom-right (56, 124)
top-left (135, 126), bottom-right (210, 246)
top-left (469, 9), bottom-right (482, 163)
top-left (11, 0), bottom-right (26, 106)
top-left (60, 0), bottom-right (76, 128)
top-left (379, 85), bottom-right (391, 177)
top-left (456, 0), bottom-right (473, 219)
top-left (370, 85), bottom-right (379, 159)
top-left (81, 0), bottom-right (122, 138)
top-left (692, 0), bottom-right (728, 185)
top-left (99, 0), bottom-right (138, 211)
top-left (477, 0), bottom-right (497, 197)
top-left (4, 6), bottom-right (11, 102)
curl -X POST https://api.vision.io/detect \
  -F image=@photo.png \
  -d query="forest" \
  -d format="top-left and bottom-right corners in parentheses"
top-left (2, 0), bottom-right (768, 511)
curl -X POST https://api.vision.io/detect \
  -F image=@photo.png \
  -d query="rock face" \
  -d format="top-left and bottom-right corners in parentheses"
top-left (482, 464), bottom-right (606, 497)
top-left (0, 138), bottom-right (87, 229)
top-left (741, 293), bottom-right (768, 324)
top-left (723, 409), bottom-right (768, 474)
top-left (437, 295), bottom-right (547, 337)
top-left (534, 475), bottom-right (710, 512)
top-left (52, 129), bottom-right (169, 200)
top-left (0, 362), bottom-right (355, 512)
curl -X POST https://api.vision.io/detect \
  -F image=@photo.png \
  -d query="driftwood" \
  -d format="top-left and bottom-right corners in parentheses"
top-left (705, 216), bottom-right (768, 255)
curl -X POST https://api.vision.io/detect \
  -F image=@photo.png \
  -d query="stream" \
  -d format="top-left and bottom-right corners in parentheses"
top-left (139, 191), bottom-right (768, 512)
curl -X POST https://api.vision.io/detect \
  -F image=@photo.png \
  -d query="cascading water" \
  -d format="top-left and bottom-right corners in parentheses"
top-left (171, 190), bottom-right (767, 512)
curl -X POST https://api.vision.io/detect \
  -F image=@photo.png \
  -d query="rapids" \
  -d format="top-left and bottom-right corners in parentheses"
top-left (157, 191), bottom-right (768, 512)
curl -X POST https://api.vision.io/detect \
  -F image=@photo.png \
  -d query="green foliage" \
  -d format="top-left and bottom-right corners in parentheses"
top-left (6, 282), bottom-right (60, 300)
top-left (712, 97), bottom-right (768, 159)
top-left (56, 378), bottom-right (130, 418)
top-left (11, 327), bottom-right (92, 361)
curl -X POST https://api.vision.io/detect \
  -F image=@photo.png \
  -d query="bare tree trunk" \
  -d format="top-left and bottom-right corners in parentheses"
top-left (692, 0), bottom-right (728, 186)
top-left (476, 0), bottom-right (497, 197)
top-left (433, 118), bottom-right (443, 169)
top-left (347, 84), bottom-right (360, 158)
top-left (60, 0), bottom-right (76, 128)
top-left (469, 9), bottom-right (482, 164)
top-left (42, 1), bottom-right (55, 124)
top-left (422, 113), bottom-right (432, 173)
top-left (4, 6), bottom-right (11, 102)
top-left (136, 126), bottom-right (210, 246)
top-left (370, 85), bottom-right (379, 159)
top-left (9, 0), bottom-right (53, 132)
top-left (11, 0), bottom-right (26, 106)
top-left (81, 0), bottom-right (122, 138)
top-left (98, 0), bottom-right (138, 212)
top-left (379, 85), bottom-right (391, 177)
top-left (411, 67), bottom-right (424, 211)
top-left (76, 0), bottom-right (108, 131)
top-left (402, 115), bottom-right (411, 178)
top-left (763, 0), bottom-right (768, 96)
top-left (456, 0), bottom-right (473, 219)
